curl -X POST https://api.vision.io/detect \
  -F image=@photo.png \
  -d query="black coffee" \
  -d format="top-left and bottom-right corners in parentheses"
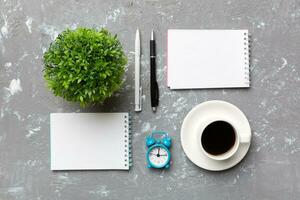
top-left (201, 121), bottom-right (236, 155)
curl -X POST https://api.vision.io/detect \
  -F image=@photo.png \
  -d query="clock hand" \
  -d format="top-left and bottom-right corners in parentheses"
top-left (160, 154), bottom-right (168, 156)
top-left (158, 148), bottom-right (160, 155)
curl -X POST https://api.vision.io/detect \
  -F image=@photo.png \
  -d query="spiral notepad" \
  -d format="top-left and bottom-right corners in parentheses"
top-left (167, 29), bottom-right (250, 89)
top-left (50, 113), bottom-right (131, 170)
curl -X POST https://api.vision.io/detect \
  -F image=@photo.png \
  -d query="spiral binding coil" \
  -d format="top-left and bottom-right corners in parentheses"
top-left (124, 114), bottom-right (132, 168)
top-left (244, 31), bottom-right (250, 86)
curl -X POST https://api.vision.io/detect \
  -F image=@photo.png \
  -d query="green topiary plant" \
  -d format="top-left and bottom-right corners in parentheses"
top-left (43, 27), bottom-right (127, 106)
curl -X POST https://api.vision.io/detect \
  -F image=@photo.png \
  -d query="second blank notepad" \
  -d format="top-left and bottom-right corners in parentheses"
top-left (50, 113), bottom-right (130, 171)
top-left (167, 29), bottom-right (250, 89)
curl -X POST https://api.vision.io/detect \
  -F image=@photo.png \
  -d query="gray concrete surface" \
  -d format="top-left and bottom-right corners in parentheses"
top-left (1, 0), bottom-right (300, 199)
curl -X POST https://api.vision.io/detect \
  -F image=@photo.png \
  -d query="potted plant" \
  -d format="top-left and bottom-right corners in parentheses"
top-left (43, 28), bottom-right (127, 106)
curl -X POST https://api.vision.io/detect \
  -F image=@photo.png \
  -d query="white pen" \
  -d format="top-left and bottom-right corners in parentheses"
top-left (135, 28), bottom-right (142, 112)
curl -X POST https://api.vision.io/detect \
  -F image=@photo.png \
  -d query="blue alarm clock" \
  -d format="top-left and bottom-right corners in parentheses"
top-left (146, 131), bottom-right (172, 169)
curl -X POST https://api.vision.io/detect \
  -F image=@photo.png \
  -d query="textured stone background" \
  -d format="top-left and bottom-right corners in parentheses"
top-left (0, 0), bottom-right (300, 199)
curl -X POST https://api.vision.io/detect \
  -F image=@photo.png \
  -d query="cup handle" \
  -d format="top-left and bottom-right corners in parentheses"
top-left (240, 134), bottom-right (251, 143)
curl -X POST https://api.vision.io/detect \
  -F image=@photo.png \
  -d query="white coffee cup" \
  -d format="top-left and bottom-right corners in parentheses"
top-left (198, 117), bottom-right (251, 161)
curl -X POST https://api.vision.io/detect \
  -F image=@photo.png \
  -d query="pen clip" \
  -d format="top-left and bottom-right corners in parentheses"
top-left (139, 86), bottom-right (142, 104)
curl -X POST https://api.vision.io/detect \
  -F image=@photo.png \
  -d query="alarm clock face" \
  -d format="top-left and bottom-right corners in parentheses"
top-left (148, 145), bottom-right (170, 168)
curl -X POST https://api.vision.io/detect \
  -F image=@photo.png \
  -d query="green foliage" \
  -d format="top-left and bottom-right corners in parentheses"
top-left (43, 28), bottom-right (127, 106)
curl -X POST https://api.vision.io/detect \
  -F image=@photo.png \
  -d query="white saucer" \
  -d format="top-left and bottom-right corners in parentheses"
top-left (180, 100), bottom-right (251, 171)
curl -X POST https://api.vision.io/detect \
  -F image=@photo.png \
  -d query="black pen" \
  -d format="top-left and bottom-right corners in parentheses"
top-left (150, 30), bottom-right (159, 112)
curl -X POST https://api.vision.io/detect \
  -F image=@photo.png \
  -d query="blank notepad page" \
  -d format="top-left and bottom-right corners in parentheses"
top-left (167, 29), bottom-right (250, 89)
top-left (50, 113), bottom-right (130, 170)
